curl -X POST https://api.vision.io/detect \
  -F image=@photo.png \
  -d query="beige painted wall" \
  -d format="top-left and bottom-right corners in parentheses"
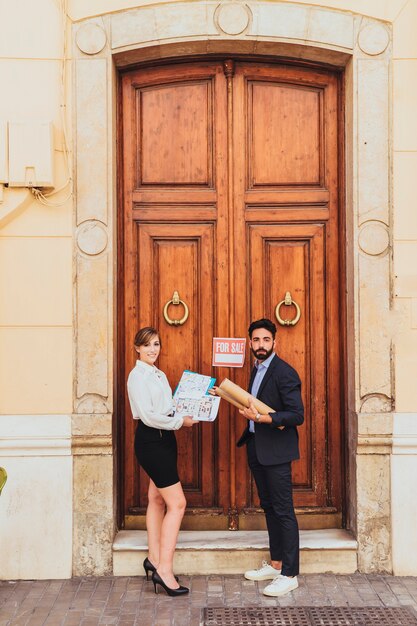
top-left (392, 0), bottom-right (417, 413)
top-left (0, 0), bottom-right (74, 579)
top-left (0, 0), bottom-right (72, 415)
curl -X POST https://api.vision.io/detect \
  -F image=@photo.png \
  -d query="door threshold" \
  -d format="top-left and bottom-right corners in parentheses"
top-left (112, 529), bottom-right (357, 576)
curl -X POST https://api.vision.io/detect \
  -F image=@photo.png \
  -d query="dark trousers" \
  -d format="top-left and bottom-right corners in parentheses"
top-left (247, 436), bottom-right (299, 576)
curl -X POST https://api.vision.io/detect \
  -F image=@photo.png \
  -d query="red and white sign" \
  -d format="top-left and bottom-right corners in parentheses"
top-left (212, 337), bottom-right (246, 368)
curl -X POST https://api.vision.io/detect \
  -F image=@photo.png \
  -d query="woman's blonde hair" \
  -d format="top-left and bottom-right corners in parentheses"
top-left (134, 326), bottom-right (161, 348)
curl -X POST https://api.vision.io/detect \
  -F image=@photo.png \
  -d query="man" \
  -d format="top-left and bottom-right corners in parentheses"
top-left (237, 318), bottom-right (304, 596)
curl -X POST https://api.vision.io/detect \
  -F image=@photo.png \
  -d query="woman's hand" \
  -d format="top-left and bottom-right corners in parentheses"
top-left (208, 386), bottom-right (218, 396)
top-left (182, 416), bottom-right (199, 427)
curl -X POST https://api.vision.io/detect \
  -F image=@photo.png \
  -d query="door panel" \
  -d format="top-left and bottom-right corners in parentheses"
top-left (122, 62), bottom-right (231, 524)
top-left (138, 81), bottom-right (213, 186)
top-left (120, 58), bottom-right (343, 529)
top-left (232, 62), bottom-right (341, 522)
top-left (249, 82), bottom-right (322, 186)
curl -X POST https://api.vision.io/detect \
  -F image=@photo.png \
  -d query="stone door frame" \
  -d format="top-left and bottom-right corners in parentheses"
top-left (71, 3), bottom-right (393, 575)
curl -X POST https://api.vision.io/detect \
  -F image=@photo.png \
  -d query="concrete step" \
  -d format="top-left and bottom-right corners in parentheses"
top-left (112, 529), bottom-right (357, 576)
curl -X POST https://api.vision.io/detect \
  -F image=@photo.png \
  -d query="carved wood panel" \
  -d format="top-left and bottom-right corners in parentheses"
top-left (121, 62), bottom-right (230, 519)
top-left (137, 81), bottom-right (213, 187)
top-left (120, 59), bottom-right (342, 527)
top-left (248, 82), bottom-right (322, 187)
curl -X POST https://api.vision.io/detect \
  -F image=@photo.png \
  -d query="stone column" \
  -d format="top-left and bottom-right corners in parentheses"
top-left (354, 19), bottom-right (393, 572)
top-left (356, 414), bottom-right (392, 572)
top-left (72, 17), bottom-right (115, 576)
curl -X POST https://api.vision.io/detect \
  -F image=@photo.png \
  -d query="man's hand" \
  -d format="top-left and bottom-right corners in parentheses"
top-left (239, 402), bottom-right (273, 424)
top-left (239, 401), bottom-right (258, 421)
top-left (239, 401), bottom-right (283, 429)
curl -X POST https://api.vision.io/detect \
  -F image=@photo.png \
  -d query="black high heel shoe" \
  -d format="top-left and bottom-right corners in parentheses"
top-left (143, 558), bottom-right (179, 582)
top-left (152, 570), bottom-right (189, 597)
top-left (143, 557), bottom-right (156, 580)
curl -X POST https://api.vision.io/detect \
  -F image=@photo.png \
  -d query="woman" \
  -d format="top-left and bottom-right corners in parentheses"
top-left (127, 326), bottom-right (197, 596)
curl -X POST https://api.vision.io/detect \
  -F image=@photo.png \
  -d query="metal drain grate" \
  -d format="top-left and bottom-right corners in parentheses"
top-left (309, 606), bottom-right (417, 625)
top-left (203, 606), bottom-right (417, 626)
top-left (203, 607), bottom-right (310, 625)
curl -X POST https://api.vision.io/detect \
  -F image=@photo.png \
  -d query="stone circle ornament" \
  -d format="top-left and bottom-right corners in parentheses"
top-left (358, 23), bottom-right (390, 56)
top-left (77, 221), bottom-right (108, 256)
top-left (76, 23), bottom-right (107, 55)
top-left (215, 2), bottom-right (252, 35)
top-left (358, 221), bottom-right (389, 256)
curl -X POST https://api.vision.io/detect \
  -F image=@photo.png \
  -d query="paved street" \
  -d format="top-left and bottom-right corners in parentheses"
top-left (1, 573), bottom-right (417, 625)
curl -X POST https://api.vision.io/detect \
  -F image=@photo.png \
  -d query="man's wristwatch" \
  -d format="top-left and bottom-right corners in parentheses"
top-left (255, 412), bottom-right (262, 422)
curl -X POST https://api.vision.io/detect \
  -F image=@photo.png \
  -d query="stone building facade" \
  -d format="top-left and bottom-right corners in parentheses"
top-left (1, 0), bottom-right (417, 578)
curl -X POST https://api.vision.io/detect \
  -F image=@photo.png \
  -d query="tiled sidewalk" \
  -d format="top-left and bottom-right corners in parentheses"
top-left (1, 574), bottom-right (417, 626)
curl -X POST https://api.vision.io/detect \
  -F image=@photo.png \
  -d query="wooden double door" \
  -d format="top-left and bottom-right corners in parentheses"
top-left (120, 59), bottom-right (343, 530)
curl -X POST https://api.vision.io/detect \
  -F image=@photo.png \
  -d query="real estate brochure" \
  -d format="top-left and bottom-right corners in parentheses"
top-left (173, 370), bottom-right (220, 422)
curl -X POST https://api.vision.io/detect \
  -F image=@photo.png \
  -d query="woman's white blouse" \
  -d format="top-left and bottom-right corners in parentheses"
top-left (127, 360), bottom-right (183, 430)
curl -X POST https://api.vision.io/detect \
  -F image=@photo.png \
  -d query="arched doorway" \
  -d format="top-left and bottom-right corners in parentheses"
top-left (118, 57), bottom-right (343, 531)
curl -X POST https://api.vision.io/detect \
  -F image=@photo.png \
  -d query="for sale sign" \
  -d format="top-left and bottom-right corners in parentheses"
top-left (212, 338), bottom-right (246, 368)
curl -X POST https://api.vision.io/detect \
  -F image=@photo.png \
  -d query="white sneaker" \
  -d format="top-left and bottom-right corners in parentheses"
top-left (244, 560), bottom-right (282, 581)
top-left (263, 575), bottom-right (298, 596)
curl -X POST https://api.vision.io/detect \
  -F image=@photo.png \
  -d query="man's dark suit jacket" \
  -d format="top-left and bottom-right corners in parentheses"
top-left (237, 354), bottom-right (304, 466)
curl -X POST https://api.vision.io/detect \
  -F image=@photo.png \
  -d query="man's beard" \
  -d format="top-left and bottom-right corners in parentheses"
top-left (252, 347), bottom-right (274, 361)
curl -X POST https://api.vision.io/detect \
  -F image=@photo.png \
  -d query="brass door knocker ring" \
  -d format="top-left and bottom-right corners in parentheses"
top-left (275, 291), bottom-right (301, 326)
top-left (163, 291), bottom-right (189, 326)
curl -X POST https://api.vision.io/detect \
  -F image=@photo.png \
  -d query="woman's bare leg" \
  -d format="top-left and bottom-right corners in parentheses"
top-left (146, 480), bottom-right (166, 567)
top-left (156, 481), bottom-right (186, 588)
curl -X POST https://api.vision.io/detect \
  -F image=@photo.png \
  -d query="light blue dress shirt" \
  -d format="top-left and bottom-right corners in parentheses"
top-left (249, 352), bottom-right (275, 433)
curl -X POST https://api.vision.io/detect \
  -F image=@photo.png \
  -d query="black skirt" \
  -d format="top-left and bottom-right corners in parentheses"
top-left (134, 420), bottom-right (180, 488)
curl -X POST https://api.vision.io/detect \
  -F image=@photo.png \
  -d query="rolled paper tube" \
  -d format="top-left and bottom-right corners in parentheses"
top-left (213, 387), bottom-right (246, 410)
top-left (219, 378), bottom-right (275, 415)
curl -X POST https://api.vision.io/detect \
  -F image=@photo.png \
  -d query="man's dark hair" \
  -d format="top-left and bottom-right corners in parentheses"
top-left (248, 318), bottom-right (277, 339)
